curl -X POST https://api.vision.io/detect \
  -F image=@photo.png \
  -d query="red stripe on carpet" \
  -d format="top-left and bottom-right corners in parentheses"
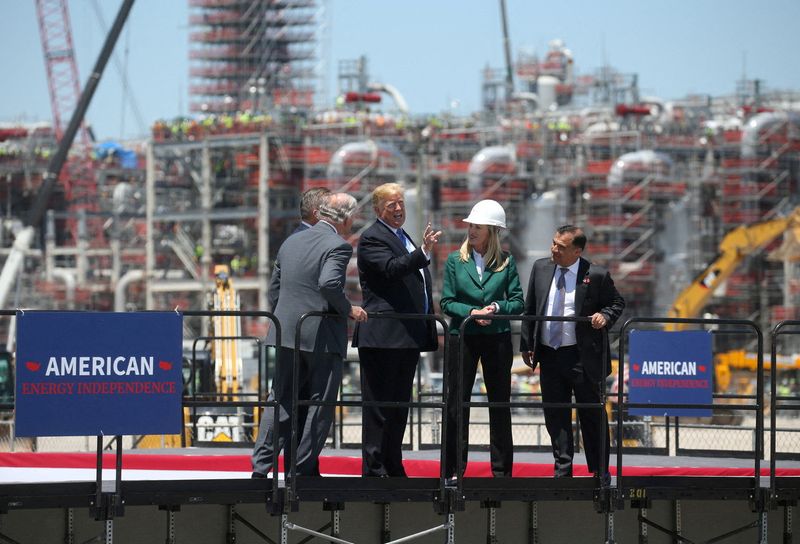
top-left (1, 453), bottom-right (798, 477)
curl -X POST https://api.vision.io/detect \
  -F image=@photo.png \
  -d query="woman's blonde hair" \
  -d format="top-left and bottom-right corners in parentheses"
top-left (458, 225), bottom-right (509, 272)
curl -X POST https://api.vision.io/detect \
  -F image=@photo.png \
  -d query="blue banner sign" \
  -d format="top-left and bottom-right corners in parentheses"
top-left (15, 311), bottom-right (183, 437)
top-left (628, 330), bottom-right (713, 417)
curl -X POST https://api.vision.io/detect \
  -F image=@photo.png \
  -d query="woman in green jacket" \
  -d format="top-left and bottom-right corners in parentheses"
top-left (440, 199), bottom-right (524, 478)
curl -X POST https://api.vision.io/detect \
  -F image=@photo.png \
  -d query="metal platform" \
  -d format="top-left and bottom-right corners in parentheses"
top-left (0, 449), bottom-right (798, 543)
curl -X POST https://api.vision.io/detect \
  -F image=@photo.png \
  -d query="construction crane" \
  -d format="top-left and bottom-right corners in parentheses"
top-left (0, 0), bottom-right (135, 310)
top-left (35, 0), bottom-right (89, 145)
top-left (35, 0), bottom-right (98, 240)
top-left (498, 0), bottom-right (515, 102)
top-left (666, 206), bottom-right (800, 331)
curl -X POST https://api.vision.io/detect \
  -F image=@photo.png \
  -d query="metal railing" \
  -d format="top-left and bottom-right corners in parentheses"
top-left (3, 309), bottom-right (798, 492)
top-left (451, 313), bottom-right (610, 491)
top-left (287, 311), bottom-right (450, 502)
top-left (181, 309), bottom-right (281, 503)
top-left (770, 320), bottom-right (800, 496)
top-left (617, 316), bottom-right (763, 499)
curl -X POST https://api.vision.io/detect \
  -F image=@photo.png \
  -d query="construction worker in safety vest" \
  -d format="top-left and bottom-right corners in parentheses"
top-left (230, 255), bottom-right (242, 277)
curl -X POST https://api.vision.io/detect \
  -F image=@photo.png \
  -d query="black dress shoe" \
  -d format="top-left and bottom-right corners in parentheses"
top-left (251, 471), bottom-right (267, 479)
top-left (595, 471), bottom-right (612, 486)
top-left (363, 472), bottom-right (390, 478)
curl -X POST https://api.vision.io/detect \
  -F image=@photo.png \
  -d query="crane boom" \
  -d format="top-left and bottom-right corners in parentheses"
top-left (35, 0), bottom-right (87, 144)
top-left (0, 0), bottom-right (135, 311)
top-left (666, 206), bottom-right (800, 330)
top-left (498, 0), bottom-right (515, 101)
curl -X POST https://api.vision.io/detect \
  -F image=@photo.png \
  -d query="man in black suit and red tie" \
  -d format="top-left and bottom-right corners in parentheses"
top-left (520, 225), bottom-right (625, 482)
top-left (353, 182), bottom-right (441, 477)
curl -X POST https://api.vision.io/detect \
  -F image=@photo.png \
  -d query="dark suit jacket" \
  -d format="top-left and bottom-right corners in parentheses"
top-left (267, 221), bottom-right (353, 357)
top-left (520, 257), bottom-right (625, 382)
top-left (440, 250), bottom-right (524, 336)
top-left (352, 220), bottom-right (437, 351)
top-left (291, 221), bottom-right (311, 235)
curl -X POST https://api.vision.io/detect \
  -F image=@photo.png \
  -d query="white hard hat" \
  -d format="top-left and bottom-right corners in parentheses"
top-left (463, 199), bottom-right (506, 228)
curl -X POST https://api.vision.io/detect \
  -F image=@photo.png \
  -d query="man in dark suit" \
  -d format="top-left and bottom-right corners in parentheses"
top-left (520, 225), bottom-right (624, 480)
top-left (292, 187), bottom-right (331, 234)
top-left (353, 182), bottom-right (441, 477)
top-left (252, 192), bottom-right (367, 478)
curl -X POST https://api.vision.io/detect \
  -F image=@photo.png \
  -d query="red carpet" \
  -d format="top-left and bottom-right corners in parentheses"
top-left (1, 452), bottom-right (798, 478)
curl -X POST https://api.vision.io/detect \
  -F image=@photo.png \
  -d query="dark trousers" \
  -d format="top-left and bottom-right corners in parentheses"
top-left (251, 347), bottom-right (342, 477)
top-left (445, 333), bottom-right (513, 478)
top-left (538, 345), bottom-right (609, 477)
top-left (359, 347), bottom-right (419, 477)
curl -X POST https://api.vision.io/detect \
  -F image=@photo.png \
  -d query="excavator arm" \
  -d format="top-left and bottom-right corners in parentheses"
top-left (666, 206), bottom-right (800, 330)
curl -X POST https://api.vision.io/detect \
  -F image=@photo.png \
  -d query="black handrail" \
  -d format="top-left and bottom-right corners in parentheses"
top-left (182, 310), bottom-right (281, 504)
top-left (617, 316), bottom-right (763, 501)
top-left (3, 308), bottom-right (794, 509)
top-left (456, 314), bottom-right (609, 493)
top-left (769, 319), bottom-right (800, 497)
top-left (288, 311), bottom-right (449, 503)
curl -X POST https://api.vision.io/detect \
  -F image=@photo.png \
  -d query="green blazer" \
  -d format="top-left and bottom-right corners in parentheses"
top-left (440, 250), bottom-right (524, 335)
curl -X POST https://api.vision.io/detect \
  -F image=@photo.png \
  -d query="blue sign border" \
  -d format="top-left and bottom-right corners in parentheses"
top-left (628, 330), bottom-right (713, 417)
top-left (15, 311), bottom-right (183, 437)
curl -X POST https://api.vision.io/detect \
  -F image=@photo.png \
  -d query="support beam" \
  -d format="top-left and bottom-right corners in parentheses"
top-left (381, 503), bottom-right (391, 543)
top-left (481, 500), bottom-right (500, 544)
top-left (605, 512), bottom-right (615, 544)
top-left (528, 501), bottom-right (538, 544)
top-left (64, 508), bottom-right (74, 544)
top-left (160, 506), bottom-right (178, 544)
top-left (638, 508), bottom-right (647, 544)
top-left (104, 519), bottom-right (113, 544)
top-left (283, 519), bottom-right (355, 544)
top-left (784, 504), bottom-right (793, 544)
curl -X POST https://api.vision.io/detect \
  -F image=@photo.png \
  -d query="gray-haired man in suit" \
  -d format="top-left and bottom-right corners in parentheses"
top-left (252, 193), bottom-right (367, 478)
top-left (292, 187), bottom-right (331, 234)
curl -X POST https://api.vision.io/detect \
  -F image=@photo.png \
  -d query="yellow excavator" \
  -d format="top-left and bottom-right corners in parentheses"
top-left (610, 208), bottom-right (800, 442)
top-left (665, 206), bottom-right (800, 394)
top-left (138, 264), bottom-right (250, 447)
top-left (210, 264), bottom-right (243, 402)
top-left (191, 264), bottom-right (253, 444)
top-left (666, 206), bottom-right (800, 330)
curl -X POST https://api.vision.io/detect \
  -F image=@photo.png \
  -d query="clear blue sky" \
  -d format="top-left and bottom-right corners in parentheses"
top-left (1, 0), bottom-right (798, 141)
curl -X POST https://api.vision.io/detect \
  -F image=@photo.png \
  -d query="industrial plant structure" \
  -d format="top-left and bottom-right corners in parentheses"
top-left (3, 3), bottom-right (800, 542)
top-left (3, 26), bottom-right (799, 348)
top-left (1, 1), bottom-right (799, 418)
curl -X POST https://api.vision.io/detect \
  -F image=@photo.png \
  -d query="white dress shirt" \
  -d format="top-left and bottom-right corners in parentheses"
top-left (472, 249), bottom-right (485, 280)
top-left (543, 259), bottom-right (580, 348)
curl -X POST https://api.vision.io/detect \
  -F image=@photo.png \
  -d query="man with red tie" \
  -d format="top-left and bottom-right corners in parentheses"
top-left (520, 225), bottom-right (625, 482)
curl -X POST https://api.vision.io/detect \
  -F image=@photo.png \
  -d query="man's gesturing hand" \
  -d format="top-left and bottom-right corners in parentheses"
top-left (421, 222), bottom-right (442, 253)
